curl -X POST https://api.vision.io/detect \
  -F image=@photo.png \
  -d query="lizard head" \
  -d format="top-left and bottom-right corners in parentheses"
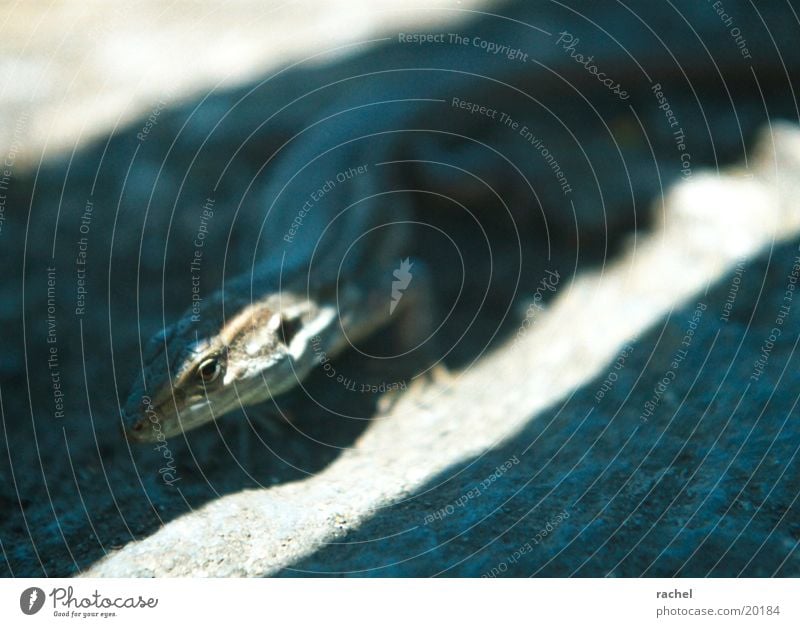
top-left (123, 295), bottom-right (332, 443)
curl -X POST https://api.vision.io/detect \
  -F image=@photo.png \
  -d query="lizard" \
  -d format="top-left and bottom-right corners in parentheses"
top-left (122, 75), bottom-right (427, 442)
top-left (122, 0), bottom-right (799, 443)
top-left (121, 4), bottom-right (560, 443)
top-left (124, 268), bottom-right (410, 442)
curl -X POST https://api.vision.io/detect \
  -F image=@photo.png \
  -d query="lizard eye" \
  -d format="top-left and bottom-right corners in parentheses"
top-left (197, 357), bottom-right (223, 384)
top-left (278, 314), bottom-right (302, 346)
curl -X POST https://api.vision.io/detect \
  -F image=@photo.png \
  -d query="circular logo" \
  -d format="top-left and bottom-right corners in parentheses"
top-left (20, 587), bottom-right (45, 615)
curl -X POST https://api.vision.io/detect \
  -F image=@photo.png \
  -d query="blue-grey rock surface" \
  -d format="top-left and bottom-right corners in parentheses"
top-left (1, 0), bottom-right (800, 577)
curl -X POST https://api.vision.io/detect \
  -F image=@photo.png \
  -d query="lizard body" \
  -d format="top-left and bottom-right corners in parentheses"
top-left (123, 78), bottom-right (424, 441)
top-left (122, 0), bottom-right (798, 441)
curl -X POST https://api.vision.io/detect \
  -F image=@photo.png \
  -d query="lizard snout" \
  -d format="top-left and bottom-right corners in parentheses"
top-left (121, 394), bottom-right (167, 443)
top-left (124, 415), bottom-right (151, 443)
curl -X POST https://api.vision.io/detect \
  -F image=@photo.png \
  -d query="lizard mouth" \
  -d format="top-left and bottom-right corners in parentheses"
top-left (124, 407), bottom-right (174, 443)
top-left (124, 396), bottom-right (223, 443)
top-left (123, 398), bottom-right (185, 443)
top-left (124, 417), bottom-right (149, 443)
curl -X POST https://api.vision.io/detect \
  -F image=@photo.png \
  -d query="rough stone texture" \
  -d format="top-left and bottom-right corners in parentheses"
top-left (2, 0), bottom-right (800, 577)
top-left (83, 126), bottom-right (800, 576)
